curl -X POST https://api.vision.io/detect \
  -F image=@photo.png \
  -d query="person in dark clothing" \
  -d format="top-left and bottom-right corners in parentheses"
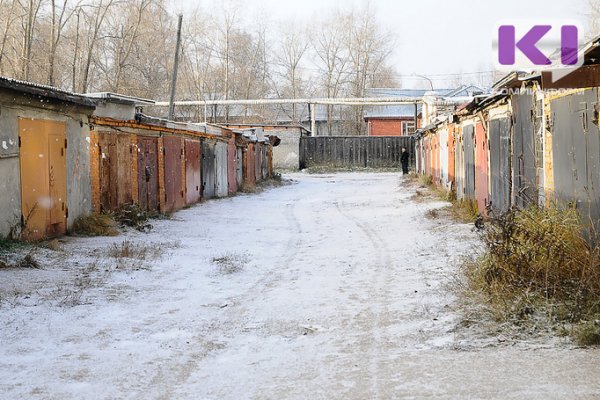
top-left (400, 147), bottom-right (409, 175)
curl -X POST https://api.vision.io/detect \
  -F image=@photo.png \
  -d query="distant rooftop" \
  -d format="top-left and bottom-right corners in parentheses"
top-left (364, 85), bottom-right (485, 119)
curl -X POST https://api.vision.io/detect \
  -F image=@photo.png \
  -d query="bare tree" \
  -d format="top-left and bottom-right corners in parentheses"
top-left (0, 0), bottom-right (395, 130)
top-left (20, 0), bottom-right (44, 80)
top-left (0, 0), bottom-right (19, 75)
top-left (277, 22), bottom-right (309, 122)
top-left (101, 0), bottom-right (153, 92)
top-left (588, 0), bottom-right (600, 38)
top-left (346, 4), bottom-right (395, 134)
top-left (218, 2), bottom-right (239, 122)
top-left (47, 0), bottom-right (80, 85)
top-left (313, 11), bottom-right (350, 135)
top-left (70, 5), bottom-right (81, 90)
top-left (80, 0), bottom-right (115, 93)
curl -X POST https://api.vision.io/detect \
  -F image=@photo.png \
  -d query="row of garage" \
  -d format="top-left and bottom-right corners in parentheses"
top-left (0, 78), bottom-right (273, 241)
top-left (415, 62), bottom-right (600, 223)
top-left (90, 118), bottom-right (272, 215)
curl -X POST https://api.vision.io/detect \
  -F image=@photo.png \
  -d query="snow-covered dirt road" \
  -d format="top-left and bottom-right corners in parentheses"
top-left (1, 172), bottom-right (600, 399)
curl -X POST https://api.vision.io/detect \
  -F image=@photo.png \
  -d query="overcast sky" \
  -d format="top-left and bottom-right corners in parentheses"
top-left (173, 0), bottom-right (589, 89)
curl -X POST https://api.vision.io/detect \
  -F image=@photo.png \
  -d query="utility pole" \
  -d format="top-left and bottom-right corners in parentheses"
top-left (168, 14), bottom-right (183, 121)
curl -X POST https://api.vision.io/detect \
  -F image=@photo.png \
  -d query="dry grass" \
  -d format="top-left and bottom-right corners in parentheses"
top-left (240, 182), bottom-right (258, 193)
top-left (419, 174), bottom-right (433, 186)
top-left (462, 205), bottom-right (600, 346)
top-left (114, 203), bottom-right (155, 232)
top-left (72, 213), bottom-right (119, 237)
top-left (212, 252), bottom-right (249, 274)
top-left (403, 171), bottom-right (420, 183)
top-left (0, 253), bottom-right (41, 270)
top-left (108, 240), bottom-right (163, 261)
top-left (450, 199), bottom-right (479, 223)
top-left (406, 174), bottom-right (477, 223)
top-left (241, 176), bottom-right (293, 194)
top-left (576, 321), bottom-right (600, 346)
top-left (425, 209), bottom-right (440, 219)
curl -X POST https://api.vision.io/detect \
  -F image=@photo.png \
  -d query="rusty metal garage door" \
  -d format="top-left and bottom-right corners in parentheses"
top-left (163, 136), bottom-right (185, 213)
top-left (99, 133), bottom-right (132, 211)
top-left (137, 137), bottom-right (159, 212)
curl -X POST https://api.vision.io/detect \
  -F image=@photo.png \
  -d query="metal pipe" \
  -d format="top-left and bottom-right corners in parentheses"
top-left (154, 97), bottom-right (470, 107)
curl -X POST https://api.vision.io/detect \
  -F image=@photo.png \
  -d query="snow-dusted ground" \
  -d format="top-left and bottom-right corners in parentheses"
top-left (1, 172), bottom-right (600, 399)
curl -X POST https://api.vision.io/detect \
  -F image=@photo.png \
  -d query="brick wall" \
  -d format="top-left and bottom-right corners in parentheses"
top-left (369, 119), bottom-right (402, 136)
top-left (89, 131), bottom-right (101, 213)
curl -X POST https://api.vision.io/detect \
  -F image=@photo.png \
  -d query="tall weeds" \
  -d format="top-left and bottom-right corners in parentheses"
top-left (464, 205), bottom-right (600, 345)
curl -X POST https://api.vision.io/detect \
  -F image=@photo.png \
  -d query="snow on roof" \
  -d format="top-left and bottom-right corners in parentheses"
top-left (0, 75), bottom-right (96, 108)
top-left (363, 86), bottom-right (485, 119)
top-left (363, 88), bottom-right (426, 119)
top-left (85, 92), bottom-right (155, 105)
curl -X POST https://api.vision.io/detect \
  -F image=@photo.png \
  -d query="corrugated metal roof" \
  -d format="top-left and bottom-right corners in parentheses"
top-left (85, 92), bottom-right (155, 105)
top-left (0, 75), bottom-right (96, 107)
top-left (364, 104), bottom-right (421, 119)
top-left (363, 86), bottom-right (484, 119)
top-left (363, 89), bottom-right (427, 119)
top-left (138, 113), bottom-right (224, 135)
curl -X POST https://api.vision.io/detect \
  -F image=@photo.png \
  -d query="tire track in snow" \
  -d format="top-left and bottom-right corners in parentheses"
top-left (333, 200), bottom-right (395, 399)
top-left (244, 199), bottom-right (302, 296)
top-left (145, 200), bottom-right (305, 397)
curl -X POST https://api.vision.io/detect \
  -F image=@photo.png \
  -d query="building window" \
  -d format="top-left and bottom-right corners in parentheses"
top-left (402, 121), bottom-right (415, 135)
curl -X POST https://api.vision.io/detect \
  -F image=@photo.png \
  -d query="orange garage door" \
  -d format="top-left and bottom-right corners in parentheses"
top-left (19, 118), bottom-right (67, 240)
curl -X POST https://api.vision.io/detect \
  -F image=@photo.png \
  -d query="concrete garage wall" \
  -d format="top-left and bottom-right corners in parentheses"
top-left (272, 128), bottom-right (302, 170)
top-left (0, 106), bottom-right (25, 238)
top-left (0, 91), bottom-right (93, 238)
top-left (66, 118), bottom-right (92, 228)
top-left (0, 157), bottom-right (21, 237)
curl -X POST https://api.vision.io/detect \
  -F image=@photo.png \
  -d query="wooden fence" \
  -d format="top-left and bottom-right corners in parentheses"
top-left (299, 136), bottom-right (415, 170)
